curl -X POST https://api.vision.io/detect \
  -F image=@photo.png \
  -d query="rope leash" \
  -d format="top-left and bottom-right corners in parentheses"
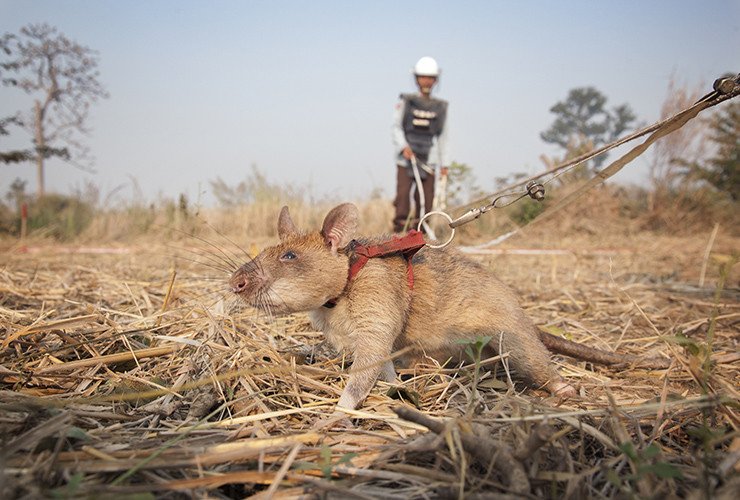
top-left (419, 73), bottom-right (740, 249)
top-left (409, 156), bottom-right (437, 240)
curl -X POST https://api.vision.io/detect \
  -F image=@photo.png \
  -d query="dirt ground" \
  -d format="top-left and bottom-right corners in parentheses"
top-left (1, 228), bottom-right (738, 498)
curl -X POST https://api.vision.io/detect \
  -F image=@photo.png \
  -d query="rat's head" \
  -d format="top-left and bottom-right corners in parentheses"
top-left (230, 203), bottom-right (359, 315)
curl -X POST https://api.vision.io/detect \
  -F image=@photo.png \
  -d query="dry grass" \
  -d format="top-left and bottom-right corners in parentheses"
top-left (1, 207), bottom-right (738, 499)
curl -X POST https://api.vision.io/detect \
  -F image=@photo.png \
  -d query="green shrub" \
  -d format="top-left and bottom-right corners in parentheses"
top-left (509, 198), bottom-right (546, 225)
top-left (26, 193), bottom-right (94, 240)
top-left (0, 202), bottom-right (15, 235)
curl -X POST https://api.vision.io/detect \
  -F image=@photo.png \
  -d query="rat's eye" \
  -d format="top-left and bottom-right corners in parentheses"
top-left (280, 250), bottom-right (297, 262)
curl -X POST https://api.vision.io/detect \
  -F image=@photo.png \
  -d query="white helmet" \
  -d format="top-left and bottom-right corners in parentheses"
top-left (413, 56), bottom-right (440, 77)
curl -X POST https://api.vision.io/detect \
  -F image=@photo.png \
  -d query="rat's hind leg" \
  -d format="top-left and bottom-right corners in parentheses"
top-left (490, 329), bottom-right (575, 398)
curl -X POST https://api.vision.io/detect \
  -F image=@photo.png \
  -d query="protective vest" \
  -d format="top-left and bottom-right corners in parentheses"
top-left (400, 93), bottom-right (448, 157)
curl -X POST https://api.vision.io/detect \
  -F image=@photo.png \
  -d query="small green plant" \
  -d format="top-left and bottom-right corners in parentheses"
top-left (665, 255), bottom-right (737, 392)
top-left (295, 444), bottom-right (357, 480)
top-left (663, 256), bottom-right (737, 495)
top-left (49, 472), bottom-right (84, 498)
top-left (457, 335), bottom-right (493, 414)
top-left (608, 441), bottom-right (682, 489)
top-left (65, 426), bottom-right (91, 442)
top-left (459, 335), bottom-right (493, 364)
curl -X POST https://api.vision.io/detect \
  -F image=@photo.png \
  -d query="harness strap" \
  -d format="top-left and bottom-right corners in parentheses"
top-left (323, 230), bottom-right (426, 308)
top-left (349, 229), bottom-right (426, 286)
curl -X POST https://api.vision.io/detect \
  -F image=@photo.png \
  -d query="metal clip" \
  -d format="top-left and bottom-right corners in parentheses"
top-left (713, 76), bottom-right (737, 95)
top-left (526, 181), bottom-right (545, 201)
top-left (449, 208), bottom-right (482, 228)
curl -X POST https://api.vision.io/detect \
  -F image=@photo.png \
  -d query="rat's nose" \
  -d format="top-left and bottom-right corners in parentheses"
top-left (230, 272), bottom-right (249, 294)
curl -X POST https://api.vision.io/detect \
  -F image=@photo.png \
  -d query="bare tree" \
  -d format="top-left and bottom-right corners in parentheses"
top-left (1, 23), bottom-right (108, 197)
top-left (647, 78), bottom-right (708, 213)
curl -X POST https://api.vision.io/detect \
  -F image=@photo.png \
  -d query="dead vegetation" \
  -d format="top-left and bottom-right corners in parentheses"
top-left (1, 216), bottom-right (738, 499)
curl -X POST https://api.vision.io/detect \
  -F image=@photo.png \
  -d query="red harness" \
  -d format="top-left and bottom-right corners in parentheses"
top-left (324, 230), bottom-right (426, 308)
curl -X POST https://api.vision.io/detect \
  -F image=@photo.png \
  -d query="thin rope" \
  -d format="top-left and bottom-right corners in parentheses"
top-left (441, 74), bottom-right (739, 247)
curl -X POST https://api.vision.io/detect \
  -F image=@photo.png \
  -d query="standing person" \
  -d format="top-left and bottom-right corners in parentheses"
top-left (392, 56), bottom-right (450, 233)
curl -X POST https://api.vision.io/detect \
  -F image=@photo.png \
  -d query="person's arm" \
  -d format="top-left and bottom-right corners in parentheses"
top-left (392, 98), bottom-right (413, 160)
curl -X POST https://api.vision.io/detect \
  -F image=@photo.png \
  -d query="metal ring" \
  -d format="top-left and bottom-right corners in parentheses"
top-left (418, 211), bottom-right (456, 249)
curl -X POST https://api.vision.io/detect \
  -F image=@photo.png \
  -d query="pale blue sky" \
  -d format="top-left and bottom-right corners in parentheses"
top-left (1, 1), bottom-right (738, 206)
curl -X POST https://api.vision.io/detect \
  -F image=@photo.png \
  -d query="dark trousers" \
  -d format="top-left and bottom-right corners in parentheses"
top-left (393, 165), bottom-right (435, 232)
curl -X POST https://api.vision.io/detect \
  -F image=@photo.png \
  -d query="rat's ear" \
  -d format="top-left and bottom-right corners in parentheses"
top-left (278, 206), bottom-right (298, 240)
top-left (321, 203), bottom-right (359, 253)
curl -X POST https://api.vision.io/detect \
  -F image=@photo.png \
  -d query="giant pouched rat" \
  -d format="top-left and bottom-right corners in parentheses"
top-left (229, 203), bottom-right (668, 410)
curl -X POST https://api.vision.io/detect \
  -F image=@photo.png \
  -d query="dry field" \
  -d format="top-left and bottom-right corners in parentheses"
top-left (1, 212), bottom-right (738, 499)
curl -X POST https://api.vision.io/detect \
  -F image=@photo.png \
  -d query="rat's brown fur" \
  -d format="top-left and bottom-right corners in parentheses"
top-left (231, 203), bottom-right (575, 409)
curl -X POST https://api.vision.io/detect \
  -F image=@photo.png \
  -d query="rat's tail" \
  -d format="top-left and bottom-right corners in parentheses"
top-left (539, 331), bottom-right (670, 369)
